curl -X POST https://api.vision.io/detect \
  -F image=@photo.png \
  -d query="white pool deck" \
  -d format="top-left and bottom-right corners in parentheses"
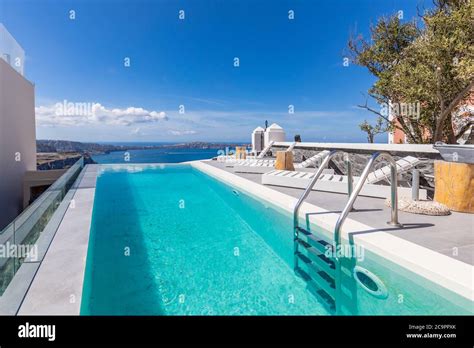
top-left (206, 161), bottom-right (474, 265)
top-left (16, 165), bottom-right (98, 315)
top-left (11, 161), bottom-right (474, 315)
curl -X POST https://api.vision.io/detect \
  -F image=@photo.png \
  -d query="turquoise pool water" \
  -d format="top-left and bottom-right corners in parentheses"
top-left (81, 164), bottom-right (327, 315)
top-left (81, 164), bottom-right (473, 315)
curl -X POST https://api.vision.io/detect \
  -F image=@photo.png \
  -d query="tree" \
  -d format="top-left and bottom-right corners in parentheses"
top-left (347, 0), bottom-right (473, 144)
top-left (359, 118), bottom-right (391, 143)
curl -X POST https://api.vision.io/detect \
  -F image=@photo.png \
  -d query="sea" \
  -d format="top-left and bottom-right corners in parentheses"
top-left (91, 143), bottom-right (239, 164)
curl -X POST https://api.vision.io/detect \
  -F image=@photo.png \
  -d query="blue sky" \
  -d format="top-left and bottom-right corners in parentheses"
top-left (1, 0), bottom-right (428, 143)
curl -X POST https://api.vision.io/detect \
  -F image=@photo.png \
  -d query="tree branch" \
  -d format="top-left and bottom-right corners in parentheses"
top-left (434, 80), bottom-right (474, 142)
top-left (356, 102), bottom-right (393, 124)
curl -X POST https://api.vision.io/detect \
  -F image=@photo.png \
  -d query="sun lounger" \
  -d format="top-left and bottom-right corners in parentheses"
top-left (295, 150), bottom-right (330, 169)
top-left (217, 154), bottom-right (257, 162)
top-left (218, 141), bottom-right (277, 163)
top-left (286, 142), bottom-right (297, 153)
top-left (256, 140), bottom-right (275, 159)
top-left (261, 156), bottom-right (426, 199)
top-left (366, 156), bottom-right (420, 184)
top-left (232, 150), bottom-right (330, 174)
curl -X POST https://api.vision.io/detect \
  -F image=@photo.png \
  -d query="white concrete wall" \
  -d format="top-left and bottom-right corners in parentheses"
top-left (0, 59), bottom-right (36, 230)
top-left (264, 126), bottom-right (286, 146)
top-left (272, 141), bottom-right (440, 154)
top-left (251, 131), bottom-right (263, 153)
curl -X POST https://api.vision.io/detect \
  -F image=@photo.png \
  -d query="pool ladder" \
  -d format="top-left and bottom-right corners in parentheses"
top-left (293, 151), bottom-right (402, 314)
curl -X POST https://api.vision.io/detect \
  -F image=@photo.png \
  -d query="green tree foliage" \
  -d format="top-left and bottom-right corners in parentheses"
top-left (348, 0), bottom-right (474, 144)
top-left (359, 118), bottom-right (391, 143)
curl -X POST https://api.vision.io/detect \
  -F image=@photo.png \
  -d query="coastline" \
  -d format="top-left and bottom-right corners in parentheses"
top-left (36, 140), bottom-right (250, 168)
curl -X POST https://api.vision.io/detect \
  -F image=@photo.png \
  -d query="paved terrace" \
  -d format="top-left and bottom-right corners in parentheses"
top-left (206, 161), bottom-right (474, 265)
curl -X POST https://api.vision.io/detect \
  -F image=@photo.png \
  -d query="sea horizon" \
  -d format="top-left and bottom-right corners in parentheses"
top-left (36, 138), bottom-right (391, 145)
top-left (92, 147), bottom-right (224, 164)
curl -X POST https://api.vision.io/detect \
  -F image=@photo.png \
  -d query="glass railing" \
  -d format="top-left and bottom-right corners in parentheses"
top-left (0, 157), bottom-right (84, 295)
top-left (0, 23), bottom-right (25, 76)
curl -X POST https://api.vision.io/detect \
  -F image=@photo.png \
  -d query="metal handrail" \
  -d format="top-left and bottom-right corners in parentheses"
top-left (292, 151), bottom-right (403, 315)
top-left (293, 150), bottom-right (352, 270)
top-left (333, 152), bottom-right (402, 254)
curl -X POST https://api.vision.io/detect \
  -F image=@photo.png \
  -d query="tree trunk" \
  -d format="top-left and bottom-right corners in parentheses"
top-left (446, 114), bottom-right (457, 144)
top-left (434, 81), bottom-right (474, 143)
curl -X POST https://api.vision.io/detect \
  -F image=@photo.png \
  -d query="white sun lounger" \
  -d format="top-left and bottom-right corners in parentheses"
top-left (223, 142), bottom-right (293, 168)
top-left (365, 156), bottom-right (420, 184)
top-left (286, 141), bottom-right (297, 153)
top-left (261, 156), bottom-right (426, 199)
top-left (295, 150), bottom-right (330, 169)
top-left (232, 150), bottom-right (331, 174)
top-left (256, 140), bottom-right (275, 159)
top-left (218, 141), bottom-right (276, 163)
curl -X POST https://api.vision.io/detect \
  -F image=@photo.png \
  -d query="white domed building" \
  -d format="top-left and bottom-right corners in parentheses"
top-left (251, 126), bottom-right (265, 154)
top-left (264, 123), bottom-right (286, 146)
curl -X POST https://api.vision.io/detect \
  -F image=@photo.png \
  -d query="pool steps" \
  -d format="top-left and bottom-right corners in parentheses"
top-left (293, 151), bottom-right (402, 314)
top-left (295, 226), bottom-right (337, 313)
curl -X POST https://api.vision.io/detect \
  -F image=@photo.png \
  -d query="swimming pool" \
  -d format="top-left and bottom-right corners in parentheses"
top-left (80, 164), bottom-right (473, 315)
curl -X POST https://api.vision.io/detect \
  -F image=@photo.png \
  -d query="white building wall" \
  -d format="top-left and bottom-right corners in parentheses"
top-left (264, 123), bottom-right (286, 146)
top-left (388, 101), bottom-right (394, 144)
top-left (0, 58), bottom-right (36, 229)
top-left (251, 127), bottom-right (264, 154)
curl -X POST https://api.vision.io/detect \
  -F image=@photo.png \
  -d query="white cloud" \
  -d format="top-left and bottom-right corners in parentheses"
top-left (157, 108), bottom-right (362, 141)
top-left (168, 129), bottom-right (197, 136)
top-left (35, 104), bottom-right (366, 142)
top-left (36, 102), bottom-right (168, 127)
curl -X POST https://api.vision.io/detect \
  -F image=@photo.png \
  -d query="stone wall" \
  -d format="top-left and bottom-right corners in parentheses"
top-left (269, 145), bottom-right (442, 197)
top-left (37, 154), bottom-right (95, 171)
